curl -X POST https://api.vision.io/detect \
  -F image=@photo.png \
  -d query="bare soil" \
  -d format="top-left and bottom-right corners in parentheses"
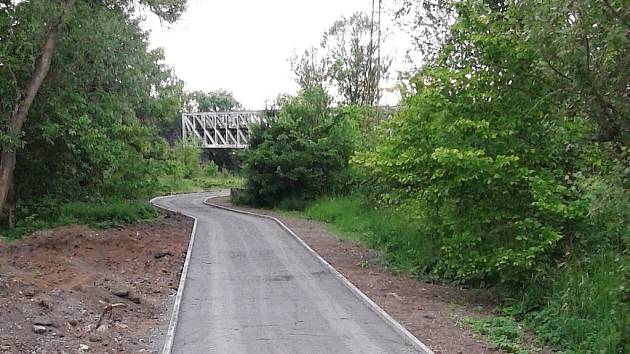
top-left (0, 211), bottom-right (192, 354)
top-left (211, 196), bottom-right (503, 354)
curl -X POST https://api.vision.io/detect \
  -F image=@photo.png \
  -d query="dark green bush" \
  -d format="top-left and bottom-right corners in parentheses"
top-left (240, 87), bottom-right (358, 206)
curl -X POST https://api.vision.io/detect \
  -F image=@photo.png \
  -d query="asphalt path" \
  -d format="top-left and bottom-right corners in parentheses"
top-left (153, 192), bottom-right (421, 354)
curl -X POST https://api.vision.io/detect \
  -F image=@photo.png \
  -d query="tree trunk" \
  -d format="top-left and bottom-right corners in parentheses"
top-left (0, 0), bottom-right (75, 213)
top-left (6, 176), bottom-right (15, 229)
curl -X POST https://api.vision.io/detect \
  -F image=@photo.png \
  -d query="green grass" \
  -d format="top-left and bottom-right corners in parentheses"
top-left (1, 199), bottom-right (158, 240)
top-left (157, 174), bottom-right (244, 194)
top-left (460, 316), bottom-right (528, 353)
top-left (292, 195), bottom-right (437, 275)
top-left (523, 252), bottom-right (629, 354)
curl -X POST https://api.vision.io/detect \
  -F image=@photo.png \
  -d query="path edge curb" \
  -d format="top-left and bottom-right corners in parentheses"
top-left (204, 197), bottom-right (435, 354)
top-left (150, 194), bottom-right (200, 354)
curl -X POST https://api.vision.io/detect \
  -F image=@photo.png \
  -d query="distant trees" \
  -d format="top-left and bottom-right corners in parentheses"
top-left (291, 12), bottom-right (390, 106)
top-left (184, 89), bottom-right (242, 112)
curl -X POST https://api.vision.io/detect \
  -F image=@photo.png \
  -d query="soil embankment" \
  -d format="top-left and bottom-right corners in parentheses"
top-left (0, 211), bottom-right (192, 353)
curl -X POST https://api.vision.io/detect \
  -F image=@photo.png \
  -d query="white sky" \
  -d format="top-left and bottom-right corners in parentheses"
top-left (143, 0), bottom-right (413, 109)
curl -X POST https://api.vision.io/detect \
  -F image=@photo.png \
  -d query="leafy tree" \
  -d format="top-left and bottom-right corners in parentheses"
top-left (393, 0), bottom-right (457, 64)
top-left (0, 0), bottom-right (187, 225)
top-left (519, 0), bottom-right (629, 143)
top-left (355, 0), bottom-right (623, 284)
top-left (290, 46), bottom-right (328, 90)
top-left (184, 89), bottom-right (242, 112)
top-left (321, 12), bottom-right (391, 105)
top-left (241, 88), bottom-right (357, 207)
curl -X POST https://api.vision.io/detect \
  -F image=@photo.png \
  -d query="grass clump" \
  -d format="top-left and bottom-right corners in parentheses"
top-left (460, 316), bottom-right (526, 353)
top-left (523, 252), bottom-right (629, 353)
top-left (1, 199), bottom-right (158, 240)
top-left (297, 195), bottom-right (437, 275)
top-left (157, 174), bottom-right (244, 194)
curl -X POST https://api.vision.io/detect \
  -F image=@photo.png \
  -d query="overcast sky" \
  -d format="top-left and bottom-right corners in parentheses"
top-left (143, 0), bottom-right (412, 109)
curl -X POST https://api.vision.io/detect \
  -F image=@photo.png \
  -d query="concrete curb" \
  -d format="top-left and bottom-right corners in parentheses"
top-left (149, 194), bottom-right (200, 354)
top-left (203, 197), bottom-right (435, 354)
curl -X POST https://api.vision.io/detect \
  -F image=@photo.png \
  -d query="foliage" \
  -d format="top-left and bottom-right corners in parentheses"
top-left (346, 0), bottom-right (628, 351)
top-left (204, 161), bottom-right (219, 176)
top-left (291, 12), bottom-right (391, 105)
top-left (523, 252), bottom-right (630, 353)
top-left (353, 0), bottom-right (629, 287)
top-left (392, 0), bottom-right (456, 64)
top-left (0, 199), bottom-right (158, 239)
top-left (322, 12), bottom-right (391, 105)
top-left (460, 316), bottom-right (526, 353)
top-left (240, 87), bottom-right (358, 206)
top-left (290, 46), bottom-right (328, 91)
top-left (184, 89), bottom-right (242, 112)
top-left (518, 0), bottom-right (629, 143)
top-left (157, 174), bottom-right (244, 194)
top-left (2, 0), bottom-right (183, 206)
top-left (298, 195), bottom-right (435, 274)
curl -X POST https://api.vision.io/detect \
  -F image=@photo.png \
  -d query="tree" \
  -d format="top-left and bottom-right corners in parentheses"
top-left (0, 0), bottom-right (186, 225)
top-left (519, 0), bottom-right (629, 143)
top-left (321, 12), bottom-right (391, 105)
top-left (290, 47), bottom-right (328, 90)
top-left (241, 87), bottom-right (357, 206)
top-left (0, 0), bottom-right (185, 226)
top-left (184, 89), bottom-right (242, 112)
top-left (393, 0), bottom-right (457, 65)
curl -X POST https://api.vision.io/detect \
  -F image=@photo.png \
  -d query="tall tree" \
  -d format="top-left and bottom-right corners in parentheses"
top-left (0, 0), bottom-right (187, 225)
top-left (320, 12), bottom-right (391, 105)
top-left (290, 47), bottom-right (328, 90)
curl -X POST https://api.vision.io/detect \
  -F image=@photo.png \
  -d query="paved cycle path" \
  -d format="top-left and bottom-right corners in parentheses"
top-left (153, 192), bottom-right (422, 354)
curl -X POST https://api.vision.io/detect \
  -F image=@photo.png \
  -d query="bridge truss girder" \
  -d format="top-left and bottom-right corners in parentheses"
top-left (182, 111), bottom-right (263, 149)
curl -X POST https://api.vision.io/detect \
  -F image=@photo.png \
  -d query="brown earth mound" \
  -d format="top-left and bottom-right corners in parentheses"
top-left (0, 211), bottom-right (192, 353)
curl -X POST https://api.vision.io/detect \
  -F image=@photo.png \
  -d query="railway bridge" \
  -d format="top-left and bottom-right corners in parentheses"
top-left (182, 111), bottom-right (264, 149)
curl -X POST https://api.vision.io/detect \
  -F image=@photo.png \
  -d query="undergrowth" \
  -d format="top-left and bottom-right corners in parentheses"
top-left (0, 199), bottom-right (158, 240)
top-left (460, 316), bottom-right (526, 353)
top-left (297, 194), bottom-right (629, 353)
top-left (157, 174), bottom-right (244, 194)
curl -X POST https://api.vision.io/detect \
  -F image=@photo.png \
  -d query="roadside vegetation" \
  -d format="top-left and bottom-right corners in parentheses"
top-left (0, 0), bottom-right (241, 239)
top-left (1, 0), bottom-right (627, 352)
top-left (239, 1), bottom-right (629, 353)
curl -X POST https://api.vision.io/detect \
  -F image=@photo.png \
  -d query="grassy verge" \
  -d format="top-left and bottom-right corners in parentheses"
top-left (157, 174), bottom-right (244, 194)
top-left (1, 199), bottom-right (158, 240)
top-left (291, 194), bottom-right (629, 353)
top-left (291, 195), bottom-right (437, 275)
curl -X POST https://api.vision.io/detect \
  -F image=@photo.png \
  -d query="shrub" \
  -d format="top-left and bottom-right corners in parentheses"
top-left (241, 87), bottom-right (358, 206)
top-left (204, 161), bottom-right (220, 176)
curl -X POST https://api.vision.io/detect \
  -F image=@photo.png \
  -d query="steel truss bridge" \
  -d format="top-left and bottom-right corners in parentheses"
top-left (182, 111), bottom-right (264, 149)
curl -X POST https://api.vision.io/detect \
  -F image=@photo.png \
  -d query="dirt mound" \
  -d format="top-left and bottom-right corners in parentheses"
top-left (0, 211), bottom-right (192, 353)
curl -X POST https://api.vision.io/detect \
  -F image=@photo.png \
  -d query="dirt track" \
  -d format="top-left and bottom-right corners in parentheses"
top-left (0, 211), bottom-right (192, 353)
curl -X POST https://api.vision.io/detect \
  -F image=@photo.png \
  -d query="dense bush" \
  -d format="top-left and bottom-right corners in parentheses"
top-left (240, 88), bottom-right (358, 206)
top-left (353, 0), bottom-right (626, 287)
top-left (348, 1), bottom-right (628, 352)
